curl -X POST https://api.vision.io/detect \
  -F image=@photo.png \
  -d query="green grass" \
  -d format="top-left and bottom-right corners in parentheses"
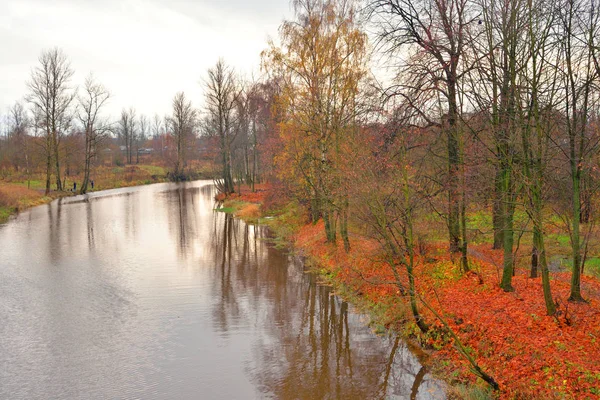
top-left (547, 233), bottom-right (571, 247)
top-left (447, 384), bottom-right (495, 400)
top-left (139, 165), bottom-right (166, 175)
top-left (12, 180), bottom-right (45, 190)
top-left (215, 207), bottom-right (235, 213)
top-left (563, 256), bottom-right (600, 278)
top-left (584, 257), bottom-right (600, 277)
top-left (260, 200), bottom-right (304, 248)
top-left (468, 210), bottom-right (493, 230)
top-left (0, 206), bottom-right (14, 223)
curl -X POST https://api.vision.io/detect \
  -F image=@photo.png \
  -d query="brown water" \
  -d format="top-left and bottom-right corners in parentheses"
top-left (0, 181), bottom-right (445, 399)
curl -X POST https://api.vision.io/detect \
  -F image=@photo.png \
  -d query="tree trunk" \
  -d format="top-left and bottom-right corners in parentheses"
top-left (340, 197), bottom-right (350, 252)
top-left (324, 210), bottom-right (336, 243)
top-left (52, 129), bottom-right (62, 191)
top-left (460, 134), bottom-right (469, 273)
top-left (533, 205), bottom-right (556, 315)
top-left (500, 164), bottom-right (515, 291)
top-left (81, 135), bottom-right (91, 194)
top-left (569, 167), bottom-right (584, 301)
top-left (45, 134), bottom-right (52, 195)
top-left (531, 242), bottom-right (538, 278)
top-left (492, 168), bottom-right (504, 249)
top-left (403, 157), bottom-right (428, 333)
top-left (447, 115), bottom-right (461, 253)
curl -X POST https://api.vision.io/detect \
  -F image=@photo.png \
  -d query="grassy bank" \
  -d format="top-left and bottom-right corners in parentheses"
top-left (218, 184), bottom-right (600, 400)
top-left (0, 164), bottom-right (169, 224)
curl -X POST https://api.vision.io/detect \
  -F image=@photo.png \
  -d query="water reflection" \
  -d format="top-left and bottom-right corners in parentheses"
top-left (0, 181), bottom-right (444, 399)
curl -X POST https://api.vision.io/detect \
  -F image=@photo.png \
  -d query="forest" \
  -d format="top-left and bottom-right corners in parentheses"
top-left (1, 0), bottom-right (600, 398)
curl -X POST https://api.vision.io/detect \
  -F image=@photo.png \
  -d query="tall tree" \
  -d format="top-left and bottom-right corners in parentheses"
top-left (370, 0), bottom-right (475, 270)
top-left (118, 108), bottom-right (136, 164)
top-left (169, 92), bottom-right (196, 179)
top-left (77, 74), bottom-right (110, 194)
top-left (152, 113), bottom-right (165, 157)
top-left (138, 114), bottom-right (148, 164)
top-left (264, 0), bottom-right (368, 250)
top-left (557, 0), bottom-right (600, 301)
top-left (7, 101), bottom-right (29, 172)
top-left (26, 48), bottom-right (75, 193)
top-left (517, 0), bottom-right (558, 313)
top-left (204, 59), bottom-right (239, 194)
top-left (473, 0), bottom-right (525, 290)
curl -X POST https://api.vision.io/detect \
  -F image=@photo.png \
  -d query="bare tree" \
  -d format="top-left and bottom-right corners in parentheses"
top-left (7, 101), bottom-right (29, 172)
top-left (169, 92), bottom-right (196, 179)
top-left (557, 0), bottom-right (600, 301)
top-left (138, 114), bottom-right (148, 164)
top-left (369, 0), bottom-right (477, 270)
top-left (152, 113), bottom-right (163, 156)
top-left (204, 59), bottom-right (239, 194)
top-left (26, 48), bottom-right (75, 193)
top-left (77, 74), bottom-right (110, 194)
top-left (118, 108), bottom-right (137, 164)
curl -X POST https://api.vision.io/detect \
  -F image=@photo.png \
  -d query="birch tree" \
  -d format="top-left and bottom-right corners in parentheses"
top-left (264, 0), bottom-right (368, 251)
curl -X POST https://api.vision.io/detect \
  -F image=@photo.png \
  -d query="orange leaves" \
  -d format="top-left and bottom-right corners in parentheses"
top-left (216, 183), bottom-right (271, 204)
top-left (420, 244), bottom-right (600, 398)
top-left (291, 215), bottom-right (600, 398)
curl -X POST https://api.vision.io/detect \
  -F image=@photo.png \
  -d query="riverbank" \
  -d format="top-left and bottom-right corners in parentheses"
top-left (0, 165), bottom-right (169, 224)
top-left (219, 184), bottom-right (600, 400)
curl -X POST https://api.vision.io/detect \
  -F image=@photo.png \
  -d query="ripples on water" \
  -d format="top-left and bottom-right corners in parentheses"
top-left (0, 181), bottom-right (445, 399)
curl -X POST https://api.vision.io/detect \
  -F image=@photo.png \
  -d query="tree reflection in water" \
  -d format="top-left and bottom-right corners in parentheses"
top-left (209, 206), bottom-right (444, 399)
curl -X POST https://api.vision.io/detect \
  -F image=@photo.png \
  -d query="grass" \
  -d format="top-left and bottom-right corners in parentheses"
top-left (562, 256), bottom-right (600, 278)
top-left (447, 385), bottom-right (495, 400)
top-left (464, 207), bottom-right (600, 280)
top-left (215, 207), bottom-right (235, 213)
top-left (12, 179), bottom-right (45, 190)
top-left (138, 165), bottom-right (167, 176)
top-left (0, 181), bottom-right (52, 223)
top-left (547, 233), bottom-right (571, 247)
top-left (0, 206), bottom-right (12, 222)
top-left (584, 257), bottom-right (600, 278)
top-left (236, 203), bottom-right (261, 222)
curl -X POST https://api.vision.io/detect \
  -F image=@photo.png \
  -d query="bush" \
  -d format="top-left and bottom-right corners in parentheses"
top-left (237, 203), bottom-right (260, 222)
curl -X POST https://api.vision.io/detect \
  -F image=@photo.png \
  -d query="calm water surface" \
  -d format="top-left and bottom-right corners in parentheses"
top-left (0, 181), bottom-right (444, 399)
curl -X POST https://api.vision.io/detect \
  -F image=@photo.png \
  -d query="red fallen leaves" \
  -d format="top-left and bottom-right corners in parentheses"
top-left (293, 223), bottom-right (600, 399)
top-left (216, 183), bottom-right (271, 204)
top-left (239, 184), bottom-right (270, 203)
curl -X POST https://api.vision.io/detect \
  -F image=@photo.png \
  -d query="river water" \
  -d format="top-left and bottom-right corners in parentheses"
top-left (0, 181), bottom-right (444, 399)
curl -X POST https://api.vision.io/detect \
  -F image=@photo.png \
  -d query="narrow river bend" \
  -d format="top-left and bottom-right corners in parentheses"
top-left (0, 181), bottom-right (444, 399)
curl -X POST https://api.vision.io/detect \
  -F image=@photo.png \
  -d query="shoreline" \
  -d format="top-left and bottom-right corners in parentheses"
top-left (0, 165), bottom-right (172, 224)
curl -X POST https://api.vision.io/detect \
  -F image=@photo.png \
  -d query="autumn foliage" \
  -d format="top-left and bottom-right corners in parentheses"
top-left (290, 220), bottom-right (600, 399)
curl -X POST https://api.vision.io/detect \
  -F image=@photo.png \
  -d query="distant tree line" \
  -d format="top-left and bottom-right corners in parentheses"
top-left (0, 49), bottom-right (281, 191)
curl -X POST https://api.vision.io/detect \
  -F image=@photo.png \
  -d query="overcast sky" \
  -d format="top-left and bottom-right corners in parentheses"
top-left (0, 0), bottom-right (291, 120)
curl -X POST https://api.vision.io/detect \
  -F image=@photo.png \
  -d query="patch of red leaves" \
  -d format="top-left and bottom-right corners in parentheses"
top-left (293, 223), bottom-right (600, 399)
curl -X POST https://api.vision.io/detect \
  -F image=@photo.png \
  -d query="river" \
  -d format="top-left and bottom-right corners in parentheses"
top-left (0, 181), bottom-right (445, 399)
